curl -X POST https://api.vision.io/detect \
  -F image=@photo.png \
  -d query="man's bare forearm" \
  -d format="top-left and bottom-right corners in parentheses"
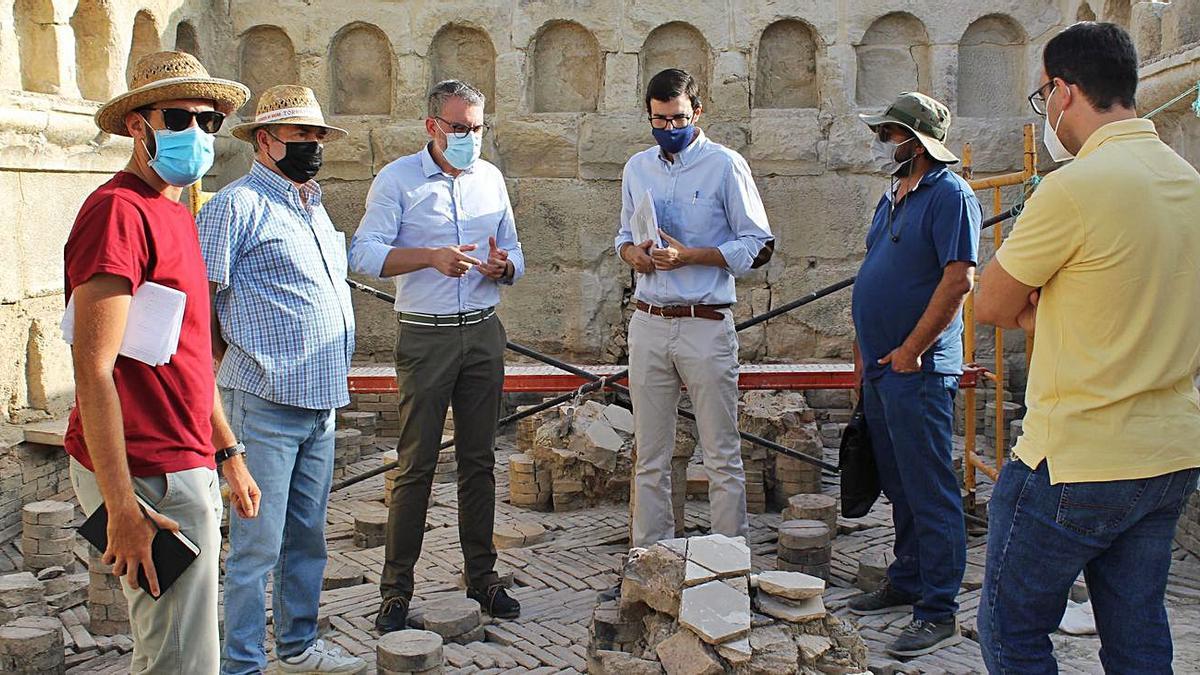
top-left (900, 271), bottom-right (974, 358)
top-left (381, 247), bottom-right (433, 277)
top-left (210, 385), bottom-right (236, 450)
top-left (681, 246), bottom-right (727, 268)
top-left (75, 371), bottom-right (139, 515)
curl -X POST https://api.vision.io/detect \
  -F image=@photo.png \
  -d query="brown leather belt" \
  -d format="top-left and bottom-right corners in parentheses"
top-left (635, 301), bottom-right (731, 321)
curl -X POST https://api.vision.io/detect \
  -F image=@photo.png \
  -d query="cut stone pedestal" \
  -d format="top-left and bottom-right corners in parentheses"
top-left (21, 502), bottom-right (75, 573)
top-left (0, 615), bottom-right (64, 675)
top-left (377, 629), bottom-right (444, 675)
top-left (87, 553), bottom-right (129, 636)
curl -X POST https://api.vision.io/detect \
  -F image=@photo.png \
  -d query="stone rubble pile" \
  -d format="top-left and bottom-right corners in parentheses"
top-left (527, 401), bottom-right (636, 512)
top-left (737, 391), bottom-right (825, 512)
top-left (588, 533), bottom-right (867, 674)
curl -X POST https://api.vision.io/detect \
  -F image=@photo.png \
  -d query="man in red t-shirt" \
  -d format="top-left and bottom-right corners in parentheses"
top-left (64, 51), bottom-right (260, 674)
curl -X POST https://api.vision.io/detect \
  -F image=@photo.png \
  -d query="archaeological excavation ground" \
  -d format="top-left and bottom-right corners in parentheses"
top-left (2, 0), bottom-right (1200, 673)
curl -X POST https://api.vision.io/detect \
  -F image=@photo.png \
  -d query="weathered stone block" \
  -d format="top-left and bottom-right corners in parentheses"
top-left (377, 629), bottom-right (443, 673)
top-left (493, 116), bottom-right (579, 178)
top-left (654, 628), bottom-right (723, 675)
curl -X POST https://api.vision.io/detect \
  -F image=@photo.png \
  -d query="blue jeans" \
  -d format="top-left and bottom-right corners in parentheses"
top-left (863, 371), bottom-right (966, 622)
top-left (219, 388), bottom-right (335, 675)
top-left (979, 458), bottom-right (1198, 674)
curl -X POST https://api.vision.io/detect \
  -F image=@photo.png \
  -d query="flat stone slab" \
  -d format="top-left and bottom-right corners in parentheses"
top-left (493, 521), bottom-right (547, 549)
top-left (683, 560), bottom-right (717, 587)
top-left (21, 418), bottom-right (67, 447)
top-left (678, 580), bottom-right (751, 645)
top-left (756, 593), bottom-right (826, 623)
top-left (755, 571), bottom-right (825, 600)
top-left (685, 534), bottom-right (750, 579)
top-left (377, 629), bottom-right (444, 672)
top-left (421, 597), bottom-right (481, 639)
top-left (715, 636), bottom-right (751, 664)
top-left (0, 573), bottom-right (44, 609)
top-left (602, 404), bottom-right (635, 434)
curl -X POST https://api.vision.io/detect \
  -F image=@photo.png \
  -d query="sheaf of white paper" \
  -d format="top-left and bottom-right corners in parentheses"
top-left (61, 282), bottom-right (187, 367)
top-left (631, 189), bottom-right (664, 248)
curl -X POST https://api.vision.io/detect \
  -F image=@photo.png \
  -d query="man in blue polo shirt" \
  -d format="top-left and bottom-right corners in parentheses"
top-left (847, 92), bottom-right (980, 658)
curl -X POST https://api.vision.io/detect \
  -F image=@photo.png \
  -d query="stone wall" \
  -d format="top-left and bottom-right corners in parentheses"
top-left (1, 0), bottom-right (1198, 425)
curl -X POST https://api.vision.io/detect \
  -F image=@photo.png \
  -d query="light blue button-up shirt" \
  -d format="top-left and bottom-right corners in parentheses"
top-left (348, 145), bottom-right (525, 314)
top-left (615, 129), bottom-right (774, 306)
top-left (197, 162), bottom-right (356, 410)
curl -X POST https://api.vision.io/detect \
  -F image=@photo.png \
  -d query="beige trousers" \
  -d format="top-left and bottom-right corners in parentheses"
top-left (70, 458), bottom-right (223, 675)
top-left (628, 308), bottom-right (748, 547)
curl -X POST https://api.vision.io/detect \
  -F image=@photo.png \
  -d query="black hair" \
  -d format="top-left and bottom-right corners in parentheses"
top-left (644, 68), bottom-right (702, 112)
top-left (1043, 22), bottom-right (1138, 111)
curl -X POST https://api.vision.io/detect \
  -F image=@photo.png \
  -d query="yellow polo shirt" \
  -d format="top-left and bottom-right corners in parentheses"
top-left (995, 118), bottom-right (1200, 484)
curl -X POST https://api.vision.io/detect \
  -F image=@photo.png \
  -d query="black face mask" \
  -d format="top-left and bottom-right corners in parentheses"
top-left (268, 133), bottom-right (323, 183)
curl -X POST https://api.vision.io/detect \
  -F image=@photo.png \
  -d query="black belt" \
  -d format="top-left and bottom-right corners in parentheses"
top-left (397, 307), bottom-right (495, 327)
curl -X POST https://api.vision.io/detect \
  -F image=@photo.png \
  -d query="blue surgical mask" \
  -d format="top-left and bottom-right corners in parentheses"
top-left (652, 125), bottom-right (695, 155)
top-left (443, 131), bottom-right (482, 171)
top-left (144, 125), bottom-right (215, 186)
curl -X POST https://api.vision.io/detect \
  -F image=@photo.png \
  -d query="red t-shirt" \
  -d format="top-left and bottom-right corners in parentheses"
top-left (63, 172), bottom-right (215, 477)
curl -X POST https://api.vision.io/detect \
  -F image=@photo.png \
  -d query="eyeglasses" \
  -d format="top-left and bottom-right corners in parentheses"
top-left (875, 125), bottom-right (912, 143)
top-left (139, 107), bottom-right (226, 134)
top-left (434, 117), bottom-right (488, 139)
top-left (648, 114), bottom-right (693, 130)
top-left (1028, 81), bottom-right (1057, 117)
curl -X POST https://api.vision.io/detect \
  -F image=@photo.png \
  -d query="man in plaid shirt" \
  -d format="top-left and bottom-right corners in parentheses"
top-left (197, 85), bottom-right (362, 675)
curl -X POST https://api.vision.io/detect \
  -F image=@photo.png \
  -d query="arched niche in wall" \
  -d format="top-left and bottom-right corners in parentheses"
top-left (1103, 0), bottom-right (1131, 26)
top-left (126, 10), bottom-right (162, 86)
top-left (175, 20), bottom-right (200, 59)
top-left (957, 15), bottom-right (1027, 116)
top-left (71, 0), bottom-right (118, 100)
top-left (855, 12), bottom-right (931, 107)
top-left (530, 21), bottom-right (602, 113)
top-left (14, 0), bottom-right (61, 94)
top-left (754, 19), bottom-right (820, 109)
top-left (239, 25), bottom-right (300, 114)
top-left (640, 22), bottom-right (711, 107)
top-left (429, 23), bottom-right (497, 113)
top-left (1077, 3), bottom-right (1097, 21)
top-left (331, 23), bottom-right (393, 115)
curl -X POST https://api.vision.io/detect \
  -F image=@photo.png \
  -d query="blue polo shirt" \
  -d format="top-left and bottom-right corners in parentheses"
top-left (851, 166), bottom-right (981, 380)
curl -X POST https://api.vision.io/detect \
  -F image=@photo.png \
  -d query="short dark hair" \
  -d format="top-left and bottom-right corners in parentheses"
top-left (1043, 22), bottom-right (1138, 111)
top-left (644, 68), bottom-right (702, 112)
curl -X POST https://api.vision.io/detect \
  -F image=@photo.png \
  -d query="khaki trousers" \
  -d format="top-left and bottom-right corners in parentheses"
top-left (628, 308), bottom-right (748, 547)
top-left (70, 458), bottom-right (223, 674)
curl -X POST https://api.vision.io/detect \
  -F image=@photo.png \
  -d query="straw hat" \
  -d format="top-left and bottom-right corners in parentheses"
top-left (230, 85), bottom-right (348, 143)
top-left (95, 51), bottom-right (250, 137)
top-left (859, 92), bottom-right (960, 164)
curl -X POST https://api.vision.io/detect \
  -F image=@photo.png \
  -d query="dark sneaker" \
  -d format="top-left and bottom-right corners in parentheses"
top-left (847, 578), bottom-right (918, 616)
top-left (886, 618), bottom-right (963, 658)
top-left (596, 583), bottom-right (621, 603)
top-left (468, 583), bottom-right (521, 619)
top-left (374, 596), bottom-right (409, 634)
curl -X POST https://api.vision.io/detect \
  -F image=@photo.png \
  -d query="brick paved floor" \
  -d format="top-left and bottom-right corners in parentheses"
top-left (7, 433), bottom-right (1199, 674)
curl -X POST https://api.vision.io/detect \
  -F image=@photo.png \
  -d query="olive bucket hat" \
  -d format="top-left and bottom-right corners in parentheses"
top-left (859, 92), bottom-right (959, 164)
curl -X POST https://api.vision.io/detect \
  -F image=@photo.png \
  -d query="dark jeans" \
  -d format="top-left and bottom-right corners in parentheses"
top-left (380, 315), bottom-right (506, 603)
top-left (979, 458), bottom-right (1198, 674)
top-left (863, 371), bottom-right (966, 622)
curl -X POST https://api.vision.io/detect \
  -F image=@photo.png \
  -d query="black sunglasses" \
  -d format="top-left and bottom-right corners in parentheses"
top-left (139, 107), bottom-right (226, 134)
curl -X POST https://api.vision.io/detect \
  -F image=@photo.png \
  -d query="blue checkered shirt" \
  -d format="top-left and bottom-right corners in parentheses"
top-left (197, 162), bottom-right (356, 410)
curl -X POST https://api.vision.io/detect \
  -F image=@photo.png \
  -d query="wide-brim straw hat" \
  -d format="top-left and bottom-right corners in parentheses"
top-left (230, 85), bottom-right (348, 143)
top-left (859, 91), bottom-right (960, 164)
top-left (95, 51), bottom-right (250, 137)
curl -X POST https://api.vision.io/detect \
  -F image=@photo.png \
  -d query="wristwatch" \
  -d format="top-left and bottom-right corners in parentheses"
top-left (215, 442), bottom-right (246, 465)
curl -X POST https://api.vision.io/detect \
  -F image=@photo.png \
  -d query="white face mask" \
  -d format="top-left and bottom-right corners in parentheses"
top-left (1043, 85), bottom-right (1075, 163)
top-left (870, 136), bottom-right (914, 176)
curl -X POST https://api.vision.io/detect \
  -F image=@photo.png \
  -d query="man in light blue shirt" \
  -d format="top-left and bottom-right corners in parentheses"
top-left (349, 80), bottom-right (524, 634)
top-left (197, 85), bottom-right (363, 675)
top-left (615, 69), bottom-right (774, 548)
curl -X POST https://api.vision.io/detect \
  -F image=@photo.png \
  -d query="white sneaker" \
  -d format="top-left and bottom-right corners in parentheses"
top-left (1058, 600), bottom-right (1097, 636)
top-left (278, 639), bottom-right (367, 674)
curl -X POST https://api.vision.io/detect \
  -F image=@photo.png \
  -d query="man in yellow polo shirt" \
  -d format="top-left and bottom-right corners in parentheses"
top-left (975, 22), bottom-right (1200, 673)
